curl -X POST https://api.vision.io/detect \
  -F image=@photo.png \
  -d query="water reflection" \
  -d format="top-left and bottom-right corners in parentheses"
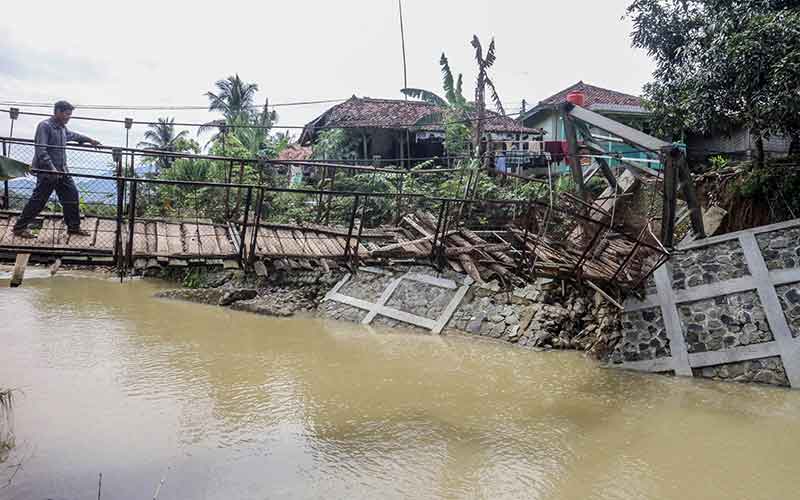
top-left (1, 273), bottom-right (799, 499)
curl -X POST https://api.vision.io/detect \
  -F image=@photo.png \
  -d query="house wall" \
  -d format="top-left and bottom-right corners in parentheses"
top-left (687, 128), bottom-right (791, 158)
top-left (523, 109), bottom-right (659, 171)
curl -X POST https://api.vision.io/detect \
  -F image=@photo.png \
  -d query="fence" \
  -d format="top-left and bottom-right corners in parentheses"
top-left (0, 136), bottom-right (664, 291)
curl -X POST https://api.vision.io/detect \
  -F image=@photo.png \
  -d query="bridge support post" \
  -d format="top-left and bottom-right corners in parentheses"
top-left (113, 149), bottom-right (124, 273)
top-left (248, 187), bottom-right (264, 266)
top-left (237, 186), bottom-right (252, 268)
top-left (126, 180), bottom-right (138, 271)
top-left (343, 195), bottom-right (360, 266)
top-left (9, 253), bottom-right (29, 288)
top-left (1, 140), bottom-right (8, 209)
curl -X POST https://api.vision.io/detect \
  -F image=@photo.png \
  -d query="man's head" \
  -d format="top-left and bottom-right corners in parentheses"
top-left (53, 100), bottom-right (74, 125)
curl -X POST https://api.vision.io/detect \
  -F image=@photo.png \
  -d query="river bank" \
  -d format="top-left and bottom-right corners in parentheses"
top-left (152, 264), bottom-right (624, 361)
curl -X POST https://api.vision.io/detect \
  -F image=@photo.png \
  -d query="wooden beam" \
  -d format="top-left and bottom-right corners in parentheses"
top-left (660, 148), bottom-right (679, 248)
top-left (676, 152), bottom-right (706, 239)
top-left (567, 104), bottom-right (670, 153)
top-left (561, 104), bottom-right (588, 201)
top-left (594, 156), bottom-right (618, 190)
top-left (10, 253), bottom-right (30, 287)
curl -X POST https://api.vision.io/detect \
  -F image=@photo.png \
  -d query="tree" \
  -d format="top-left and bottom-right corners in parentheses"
top-left (204, 74), bottom-right (259, 123)
top-left (137, 118), bottom-right (192, 171)
top-left (470, 35), bottom-right (504, 157)
top-left (401, 38), bottom-right (505, 158)
top-left (627, 0), bottom-right (800, 165)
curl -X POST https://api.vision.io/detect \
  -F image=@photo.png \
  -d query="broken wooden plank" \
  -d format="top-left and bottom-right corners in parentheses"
top-left (48, 257), bottom-right (62, 276)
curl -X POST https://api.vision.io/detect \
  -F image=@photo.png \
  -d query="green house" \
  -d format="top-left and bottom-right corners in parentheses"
top-left (519, 81), bottom-right (659, 171)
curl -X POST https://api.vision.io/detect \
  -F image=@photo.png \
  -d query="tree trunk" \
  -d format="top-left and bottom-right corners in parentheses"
top-left (753, 131), bottom-right (765, 168)
top-left (789, 131), bottom-right (800, 157)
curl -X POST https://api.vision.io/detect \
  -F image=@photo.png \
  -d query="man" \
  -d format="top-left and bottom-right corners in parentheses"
top-left (12, 100), bottom-right (101, 238)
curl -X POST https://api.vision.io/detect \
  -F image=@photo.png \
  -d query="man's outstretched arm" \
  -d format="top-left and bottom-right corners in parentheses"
top-left (66, 129), bottom-right (101, 147)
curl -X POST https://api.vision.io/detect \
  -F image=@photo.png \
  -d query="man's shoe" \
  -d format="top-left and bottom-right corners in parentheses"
top-left (12, 228), bottom-right (37, 239)
top-left (67, 228), bottom-right (91, 237)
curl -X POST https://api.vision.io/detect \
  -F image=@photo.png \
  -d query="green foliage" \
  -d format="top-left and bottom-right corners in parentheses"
top-left (709, 155), bottom-right (730, 170)
top-left (627, 1), bottom-right (800, 150)
top-left (312, 129), bottom-right (360, 160)
top-left (137, 118), bottom-right (194, 171)
top-left (181, 268), bottom-right (207, 289)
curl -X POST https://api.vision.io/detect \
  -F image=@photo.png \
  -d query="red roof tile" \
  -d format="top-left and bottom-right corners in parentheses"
top-left (301, 96), bottom-right (542, 143)
top-left (536, 81), bottom-right (643, 110)
top-left (276, 144), bottom-right (312, 162)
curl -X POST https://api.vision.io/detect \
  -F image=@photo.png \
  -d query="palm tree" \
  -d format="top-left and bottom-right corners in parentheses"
top-left (200, 74), bottom-right (260, 142)
top-left (205, 74), bottom-right (259, 120)
top-left (137, 118), bottom-right (191, 171)
top-left (234, 98), bottom-right (278, 158)
top-left (470, 35), bottom-right (504, 156)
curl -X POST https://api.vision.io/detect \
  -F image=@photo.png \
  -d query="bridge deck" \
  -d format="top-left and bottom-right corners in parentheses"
top-left (0, 213), bottom-right (238, 260)
top-left (0, 214), bottom-right (387, 265)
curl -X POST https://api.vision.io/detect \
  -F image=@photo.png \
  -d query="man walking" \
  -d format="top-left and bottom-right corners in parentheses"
top-left (12, 101), bottom-right (101, 238)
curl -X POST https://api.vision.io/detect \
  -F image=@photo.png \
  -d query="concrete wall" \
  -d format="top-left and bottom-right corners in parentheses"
top-left (620, 218), bottom-right (800, 388)
top-left (687, 128), bottom-right (792, 158)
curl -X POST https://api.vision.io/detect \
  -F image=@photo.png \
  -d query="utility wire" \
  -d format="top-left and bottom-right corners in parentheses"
top-left (0, 107), bottom-right (536, 131)
top-left (0, 98), bottom-right (345, 111)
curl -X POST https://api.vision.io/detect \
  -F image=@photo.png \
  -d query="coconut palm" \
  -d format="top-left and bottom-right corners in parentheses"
top-left (205, 74), bottom-right (259, 121)
top-left (137, 118), bottom-right (191, 171)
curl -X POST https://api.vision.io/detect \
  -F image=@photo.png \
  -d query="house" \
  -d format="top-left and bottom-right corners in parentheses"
top-left (521, 81), bottom-right (793, 163)
top-left (686, 129), bottom-right (793, 162)
top-left (299, 96), bottom-right (544, 167)
top-left (519, 81), bottom-right (657, 171)
top-left (519, 81), bottom-right (652, 138)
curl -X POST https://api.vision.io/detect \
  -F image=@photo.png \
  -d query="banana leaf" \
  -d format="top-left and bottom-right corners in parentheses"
top-left (0, 156), bottom-right (30, 180)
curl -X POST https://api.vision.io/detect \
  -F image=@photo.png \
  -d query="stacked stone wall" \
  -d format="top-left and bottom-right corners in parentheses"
top-left (623, 222), bottom-right (800, 390)
top-left (678, 291), bottom-right (773, 353)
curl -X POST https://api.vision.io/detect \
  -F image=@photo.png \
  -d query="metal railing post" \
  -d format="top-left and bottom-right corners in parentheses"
top-left (353, 195), bottom-right (367, 265)
top-left (1, 139), bottom-right (8, 209)
top-left (237, 186), bottom-right (253, 267)
top-left (126, 179), bottom-right (138, 270)
top-left (112, 149), bottom-right (124, 273)
top-left (225, 160), bottom-right (233, 220)
top-left (343, 195), bottom-right (360, 263)
top-left (248, 187), bottom-right (264, 265)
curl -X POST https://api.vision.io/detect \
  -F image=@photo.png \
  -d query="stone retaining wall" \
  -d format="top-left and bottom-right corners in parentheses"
top-left (622, 218), bottom-right (800, 389)
top-left (321, 266), bottom-right (621, 358)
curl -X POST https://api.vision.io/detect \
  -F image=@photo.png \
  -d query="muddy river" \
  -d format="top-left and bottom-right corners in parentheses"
top-left (1, 272), bottom-right (799, 499)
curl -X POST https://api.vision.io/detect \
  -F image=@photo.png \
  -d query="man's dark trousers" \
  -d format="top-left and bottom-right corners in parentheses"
top-left (13, 172), bottom-right (81, 231)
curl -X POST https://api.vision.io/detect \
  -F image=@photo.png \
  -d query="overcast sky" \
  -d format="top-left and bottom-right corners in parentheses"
top-left (0, 0), bottom-right (654, 148)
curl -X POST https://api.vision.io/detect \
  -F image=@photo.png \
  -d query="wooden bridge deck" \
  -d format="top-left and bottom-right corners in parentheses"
top-left (243, 223), bottom-right (387, 260)
top-left (0, 214), bottom-right (390, 264)
top-left (0, 213), bottom-right (238, 260)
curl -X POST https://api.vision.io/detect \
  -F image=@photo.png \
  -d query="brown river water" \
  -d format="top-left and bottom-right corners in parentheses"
top-left (1, 271), bottom-right (800, 499)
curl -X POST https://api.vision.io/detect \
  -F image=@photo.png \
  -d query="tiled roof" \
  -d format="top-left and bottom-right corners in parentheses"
top-left (301, 96), bottom-right (543, 143)
top-left (537, 81), bottom-right (643, 109)
top-left (276, 144), bottom-right (312, 161)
